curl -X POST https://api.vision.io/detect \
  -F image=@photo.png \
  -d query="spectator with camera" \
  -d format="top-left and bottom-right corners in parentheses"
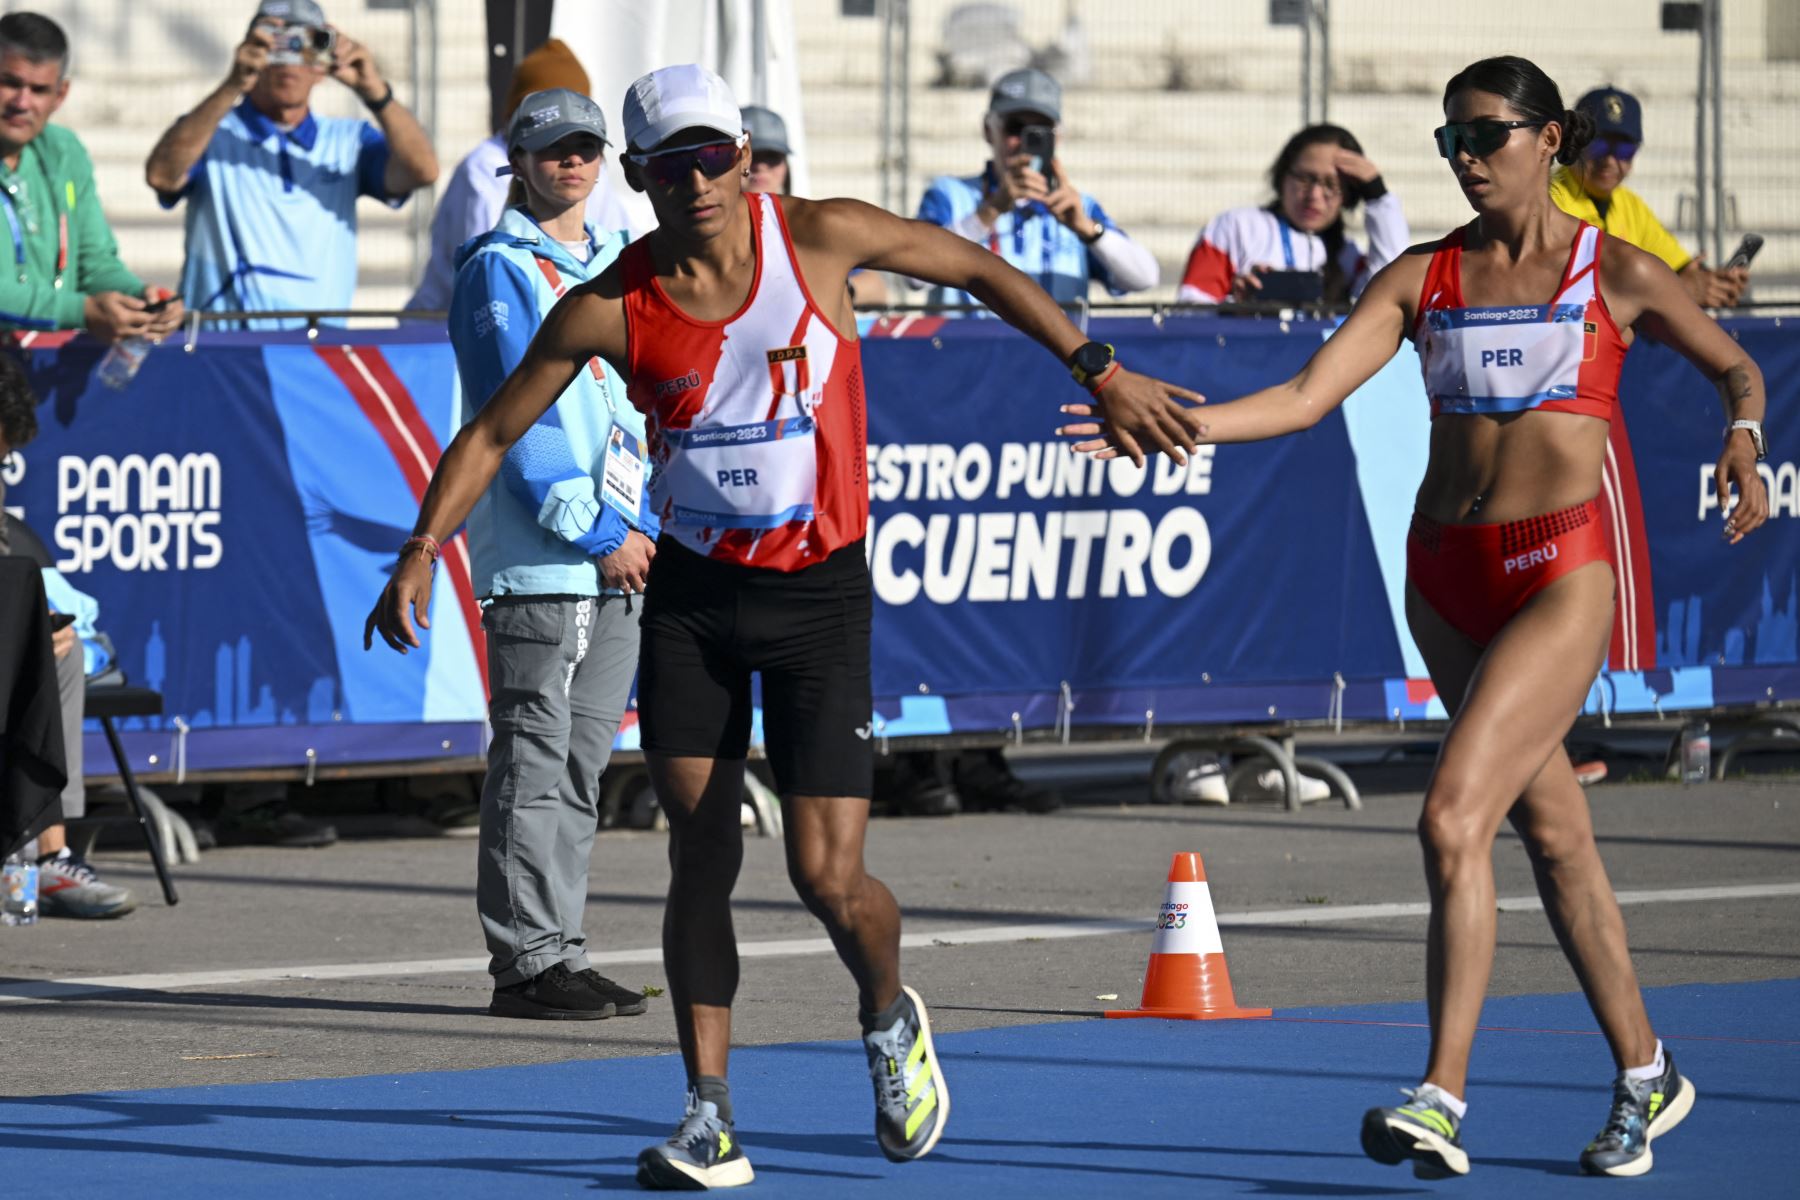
top-left (1178, 124), bottom-right (1407, 306)
top-left (1551, 85), bottom-right (1748, 308)
top-left (915, 67), bottom-right (1158, 312)
top-left (0, 13), bottom-right (183, 342)
top-left (406, 39), bottom-right (634, 316)
top-left (144, 0), bottom-right (438, 329)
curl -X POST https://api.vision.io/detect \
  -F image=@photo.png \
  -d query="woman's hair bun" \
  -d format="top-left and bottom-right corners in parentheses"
top-left (1557, 107), bottom-right (1596, 165)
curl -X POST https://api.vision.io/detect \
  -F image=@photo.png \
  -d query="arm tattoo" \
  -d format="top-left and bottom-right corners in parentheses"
top-left (1717, 364), bottom-right (1755, 417)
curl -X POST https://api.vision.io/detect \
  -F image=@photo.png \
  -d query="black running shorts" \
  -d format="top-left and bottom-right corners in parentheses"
top-left (638, 536), bottom-right (874, 799)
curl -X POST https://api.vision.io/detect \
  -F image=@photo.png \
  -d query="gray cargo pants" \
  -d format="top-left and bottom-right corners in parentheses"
top-left (477, 595), bottom-right (639, 986)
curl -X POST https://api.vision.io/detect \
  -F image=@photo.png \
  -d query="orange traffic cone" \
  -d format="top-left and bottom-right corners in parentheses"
top-left (1105, 852), bottom-right (1271, 1021)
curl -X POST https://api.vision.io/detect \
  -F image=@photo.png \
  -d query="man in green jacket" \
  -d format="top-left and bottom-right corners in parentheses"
top-left (0, 12), bottom-right (182, 338)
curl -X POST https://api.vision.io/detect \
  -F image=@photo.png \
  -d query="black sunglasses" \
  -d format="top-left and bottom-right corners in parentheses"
top-left (627, 137), bottom-right (744, 188)
top-left (1433, 119), bottom-right (1544, 160)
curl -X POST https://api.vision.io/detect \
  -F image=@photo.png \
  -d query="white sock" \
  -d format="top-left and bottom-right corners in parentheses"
top-left (1414, 1082), bottom-right (1467, 1119)
top-left (1622, 1039), bottom-right (1665, 1082)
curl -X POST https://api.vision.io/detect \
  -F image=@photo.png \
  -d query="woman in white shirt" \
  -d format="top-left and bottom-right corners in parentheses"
top-left (1178, 124), bottom-right (1408, 305)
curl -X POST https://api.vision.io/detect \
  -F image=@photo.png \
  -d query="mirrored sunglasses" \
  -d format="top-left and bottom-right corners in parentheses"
top-left (628, 137), bottom-right (745, 188)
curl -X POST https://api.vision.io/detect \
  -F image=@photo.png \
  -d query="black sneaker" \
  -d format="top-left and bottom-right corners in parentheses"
top-left (1579, 1052), bottom-right (1695, 1177)
top-left (886, 752), bottom-right (960, 817)
top-left (216, 806), bottom-right (338, 848)
top-left (575, 967), bottom-right (649, 1016)
top-left (489, 961), bottom-right (615, 1020)
top-left (953, 750), bottom-right (1062, 814)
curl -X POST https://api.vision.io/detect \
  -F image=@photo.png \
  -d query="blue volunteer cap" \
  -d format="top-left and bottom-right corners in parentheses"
top-left (255, 0), bottom-right (326, 27)
top-left (988, 68), bottom-right (1061, 124)
top-left (1575, 86), bottom-right (1643, 144)
top-left (497, 88), bottom-right (608, 175)
top-left (741, 105), bottom-right (790, 156)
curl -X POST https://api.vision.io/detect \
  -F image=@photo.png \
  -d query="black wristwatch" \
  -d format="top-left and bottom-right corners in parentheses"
top-left (1068, 341), bottom-right (1115, 388)
top-left (363, 83), bottom-right (395, 114)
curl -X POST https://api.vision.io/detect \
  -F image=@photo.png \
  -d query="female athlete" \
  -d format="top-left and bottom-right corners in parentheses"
top-left (1061, 55), bottom-right (1769, 1179)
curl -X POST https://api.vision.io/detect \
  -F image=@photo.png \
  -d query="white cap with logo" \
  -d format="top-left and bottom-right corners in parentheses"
top-left (622, 64), bottom-right (743, 152)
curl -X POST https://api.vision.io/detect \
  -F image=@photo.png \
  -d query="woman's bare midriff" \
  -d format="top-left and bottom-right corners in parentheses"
top-left (1413, 409), bottom-right (1612, 524)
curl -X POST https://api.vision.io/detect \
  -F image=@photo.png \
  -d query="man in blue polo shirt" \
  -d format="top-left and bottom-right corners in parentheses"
top-left (914, 68), bottom-right (1158, 313)
top-left (143, 0), bottom-right (438, 329)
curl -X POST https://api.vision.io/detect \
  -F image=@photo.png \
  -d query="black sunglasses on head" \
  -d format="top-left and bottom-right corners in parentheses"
top-left (627, 136), bottom-right (745, 188)
top-left (1433, 119), bottom-right (1544, 160)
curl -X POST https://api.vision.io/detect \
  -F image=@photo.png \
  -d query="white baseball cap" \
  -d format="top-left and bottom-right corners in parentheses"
top-left (623, 64), bottom-right (743, 152)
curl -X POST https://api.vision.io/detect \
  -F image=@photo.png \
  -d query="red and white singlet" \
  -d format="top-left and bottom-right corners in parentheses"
top-left (1414, 221), bottom-right (1627, 421)
top-left (621, 191), bottom-right (866, 570)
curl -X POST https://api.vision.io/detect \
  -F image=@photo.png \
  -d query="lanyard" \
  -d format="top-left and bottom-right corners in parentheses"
top-left (0, 184), bottom-right (68, 284)
top-left (1276, 217), bottom-right (1297, 270)
top-left (530, 251), bottom-right (617, 407)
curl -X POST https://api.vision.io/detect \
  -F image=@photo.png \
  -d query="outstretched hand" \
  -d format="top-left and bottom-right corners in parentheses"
top-left (1055, 369), bottom-right (1207, 466)
top-left (364, 554), bottom-right (435, 653)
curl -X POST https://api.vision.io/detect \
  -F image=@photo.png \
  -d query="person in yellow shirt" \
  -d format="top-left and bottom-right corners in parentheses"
top-left (1551, 85), bottom-right (1747, 307)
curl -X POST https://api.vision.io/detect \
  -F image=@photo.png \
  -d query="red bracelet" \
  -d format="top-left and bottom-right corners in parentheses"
top-left (400, 534), bottom-right (440, 564)
top-left (1085, 361), bottom-right (1122, 395)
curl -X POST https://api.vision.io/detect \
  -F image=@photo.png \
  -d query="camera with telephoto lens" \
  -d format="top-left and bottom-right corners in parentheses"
top-left (257, 20), bottom-right (336, 67)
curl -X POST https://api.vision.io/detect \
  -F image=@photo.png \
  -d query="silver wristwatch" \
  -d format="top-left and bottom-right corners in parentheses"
top-left (1727, 419), bottom-right (1767, 461)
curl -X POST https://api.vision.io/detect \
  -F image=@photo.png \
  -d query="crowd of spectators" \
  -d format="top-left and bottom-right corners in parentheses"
top-left (0, 6), bottom-right (1771, 862)
top-left (0, 7), bottom-right (1759, 338)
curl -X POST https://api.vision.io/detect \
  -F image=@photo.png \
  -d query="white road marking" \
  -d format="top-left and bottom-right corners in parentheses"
top-left (4, 881), bottom-right (1797, 1004)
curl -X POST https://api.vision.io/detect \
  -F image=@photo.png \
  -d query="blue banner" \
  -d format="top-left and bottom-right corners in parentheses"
top-left (3, 317), bottom-right (1795, 774)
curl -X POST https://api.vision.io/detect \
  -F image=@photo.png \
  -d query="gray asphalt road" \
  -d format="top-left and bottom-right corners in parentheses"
top-left (2, 776), bottom-right (1795, 1097)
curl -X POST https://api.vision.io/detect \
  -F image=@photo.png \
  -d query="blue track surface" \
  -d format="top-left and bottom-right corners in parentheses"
top-left (1, 979), bottom-right (1791, 1196)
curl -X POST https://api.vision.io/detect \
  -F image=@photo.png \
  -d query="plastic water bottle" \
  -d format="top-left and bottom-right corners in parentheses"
top-left (2, 853), bottom-right (39, 926)
top-left (1679, 721), bottom-right (1712, 784)
top-left (96, 335), bottom-right (152, 391)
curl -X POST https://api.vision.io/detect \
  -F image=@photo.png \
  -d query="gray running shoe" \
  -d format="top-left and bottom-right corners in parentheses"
top-left (636, 1092), bottom-right (753, 1190)
top-left (37, 852), bottom-right (136, 919)
top-left (1580, 1053), bottom-right (1695, 1177)
top-left (863, 985), bottom-right (949, 1162)
top-left (1361, 1087), bottom-right (1469, 1178)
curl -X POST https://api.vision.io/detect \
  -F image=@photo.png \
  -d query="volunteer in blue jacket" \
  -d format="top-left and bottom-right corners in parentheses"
top-left (445, 88), bottom-right (656, 1021)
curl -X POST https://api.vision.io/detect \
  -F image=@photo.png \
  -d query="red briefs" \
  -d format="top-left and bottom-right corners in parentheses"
top-left (1406, 498), bottom-right (1610, 647)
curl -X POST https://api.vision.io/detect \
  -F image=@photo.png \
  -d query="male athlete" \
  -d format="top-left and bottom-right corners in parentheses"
top-left (367, 64), bottom-right (1204, 1190)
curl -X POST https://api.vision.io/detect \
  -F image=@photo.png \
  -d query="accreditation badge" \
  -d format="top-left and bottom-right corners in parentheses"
top-left (600, 426), bottom-right (646, 522)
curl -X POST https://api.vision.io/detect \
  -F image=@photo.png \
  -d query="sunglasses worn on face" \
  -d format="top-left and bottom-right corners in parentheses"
top-left (1433, 119), bottom-right (1544, 160)
top-left (628, 136), bottom-right (745, 188)
top-left (1585, 137), bottom-right (1639, 162)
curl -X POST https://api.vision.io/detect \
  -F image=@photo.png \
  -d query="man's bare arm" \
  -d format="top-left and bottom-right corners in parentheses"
top-left (412, 289), bottom-right (617, 543)
top-left (807, 197), bottom-right (1088, 359)
top-left (795, 197), bottom-right (1205, 464)
top-left (365, 287), bottom-right (620, 650)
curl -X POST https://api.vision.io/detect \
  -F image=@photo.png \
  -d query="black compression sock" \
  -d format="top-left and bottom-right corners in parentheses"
top-left (694, 1074), bottom-right (733, 1122)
